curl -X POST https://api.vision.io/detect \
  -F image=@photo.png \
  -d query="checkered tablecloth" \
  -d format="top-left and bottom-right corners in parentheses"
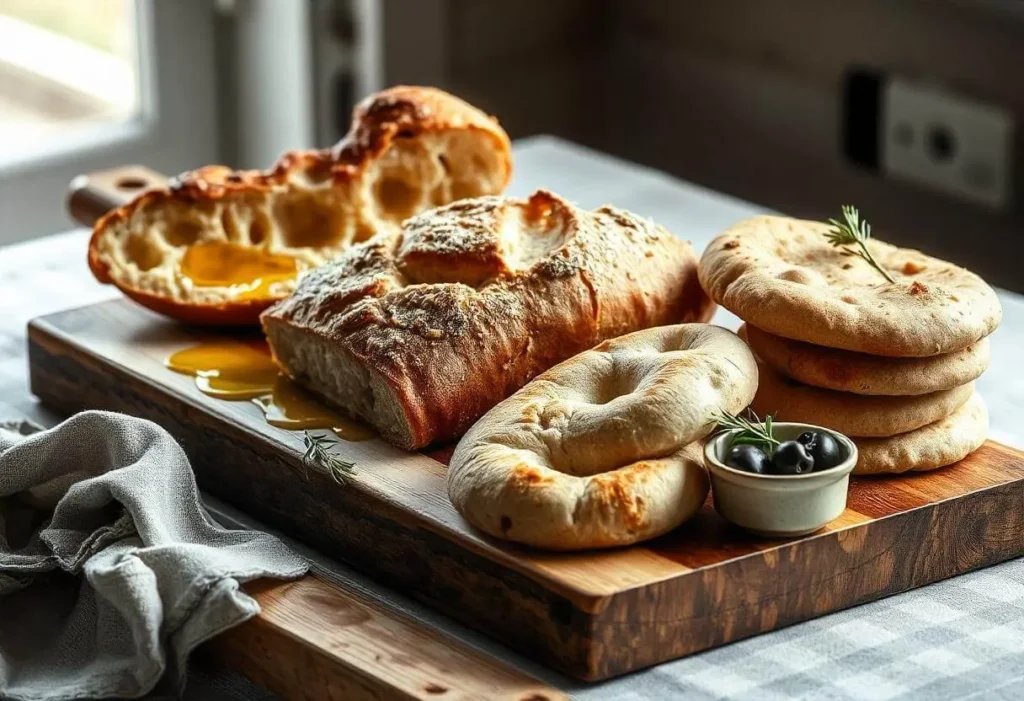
top-left (4, 137), bottom-right (1024, 700)
top-left (603, 566), bottom-right (1024, 700)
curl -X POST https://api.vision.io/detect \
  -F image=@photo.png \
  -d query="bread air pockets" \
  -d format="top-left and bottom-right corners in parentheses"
top-left (88, 86), bottom-right (512, 325)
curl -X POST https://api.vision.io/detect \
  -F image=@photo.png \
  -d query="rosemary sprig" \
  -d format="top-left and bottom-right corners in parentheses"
top-left (302, 431), bottom-right (355, 485)
top-left (825, 205), bottom-right (895, 284)
top-left (717, 410), bottom-right (779, 454)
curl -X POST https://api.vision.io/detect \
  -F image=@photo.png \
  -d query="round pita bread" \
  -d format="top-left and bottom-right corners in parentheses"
top-left (700, 216), bottom-right (1001, 356)
top-left (853, 392), bottom-right (988, 474)
top-left (744, 324), bottom-right (990, 396)
top-left (448, 324), bottom-right (756, 550)
top-left (751, 360), bottom-right (974, 437)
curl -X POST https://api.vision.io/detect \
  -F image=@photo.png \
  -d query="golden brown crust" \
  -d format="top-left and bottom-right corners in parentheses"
top-left (446, 324), bottom-right (757, 550)
top-left (88, 86), bottom-right (513, 326)
top-left (262, 191), bottom-right (716, 449)
top-left (699, 216), bottom-right (1001, 356)
top-left (751, 359), bottom-right (974, 437)
top-left (853, 392), bottom-right (988, 474)
top-left (743, 324), bottom-right (990, 396)
top-left (92, 86), bottom-right (511, 240)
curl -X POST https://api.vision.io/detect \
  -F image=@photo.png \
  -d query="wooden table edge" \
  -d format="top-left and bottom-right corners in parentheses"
top-left (201, 575), bottom-right (566, 701)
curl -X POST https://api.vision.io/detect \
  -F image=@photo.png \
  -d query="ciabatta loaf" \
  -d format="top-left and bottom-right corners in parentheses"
top-left (88, 86), bottom-right (512, 325)
top-left (262, 190), bottom-right (714, 449)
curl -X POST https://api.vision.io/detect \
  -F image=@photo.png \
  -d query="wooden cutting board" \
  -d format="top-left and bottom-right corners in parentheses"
top-left (39, 166), bottom-right (1024, 682)
top-left (27, 299), bottom-right (1024, 681)
top-left (207, 575), bottom-right (566, 701)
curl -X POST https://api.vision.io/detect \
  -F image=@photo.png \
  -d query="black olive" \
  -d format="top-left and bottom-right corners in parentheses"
top-left (725, 444), bottom-right (770, 474)
top-left (771, 440), bottom-right (815, 474)
top-left (798, 431), bottom-right (844, 471)
top-left (797, 431), bottom-right (818, 449)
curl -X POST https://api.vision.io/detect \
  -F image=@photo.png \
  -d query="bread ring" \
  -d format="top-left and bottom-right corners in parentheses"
top-left (447, 324), bottom-right (757, 550)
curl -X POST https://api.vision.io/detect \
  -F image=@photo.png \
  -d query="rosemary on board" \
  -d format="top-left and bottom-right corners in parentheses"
top-left (302, 431), bottom-right (355, 485)
top-left (825, 205), bottom-right (895, 284)
top-left (716, 410), bottom-right (780, 455)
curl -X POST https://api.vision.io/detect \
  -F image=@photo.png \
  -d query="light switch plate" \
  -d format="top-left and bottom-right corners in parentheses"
top-left (881, 78), bottom-right (1014, 209)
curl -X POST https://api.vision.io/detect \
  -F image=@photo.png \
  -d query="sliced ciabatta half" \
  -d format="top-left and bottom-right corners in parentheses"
top-left (88, 86), bottom-right (512, 325)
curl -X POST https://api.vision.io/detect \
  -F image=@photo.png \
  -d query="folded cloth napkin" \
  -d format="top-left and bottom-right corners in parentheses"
top-left (0, 411), bottom-right (308, 701)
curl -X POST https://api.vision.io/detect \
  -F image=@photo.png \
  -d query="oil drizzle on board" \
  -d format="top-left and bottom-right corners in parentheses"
top-left (165, 339), bottom-right (373, 441)
top-left (179, 241), bottom-right (298, 300)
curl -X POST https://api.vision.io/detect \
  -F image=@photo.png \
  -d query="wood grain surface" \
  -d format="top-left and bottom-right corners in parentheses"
top-left (209, 577), bottom-right (565, 701)
top-left (28, 300), bottom-right (1024, 680)
top-left (67, 165), bottom-right (168, 222)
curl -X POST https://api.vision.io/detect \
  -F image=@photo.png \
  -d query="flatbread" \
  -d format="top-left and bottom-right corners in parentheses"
top-left (853, 392), bottom-right (988, 474)
top-left (700, 216), bottom-right (1001, 356)
top-left (751, 360), bottom-right (974, 437)
top-left (447, 324), bottom-right (756, 550)
top-left (743, 324), bottom-right (990, 396)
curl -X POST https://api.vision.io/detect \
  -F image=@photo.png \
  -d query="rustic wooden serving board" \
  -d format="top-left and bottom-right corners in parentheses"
top-left (211, 575), bottom-right (565, 701)
top-left (28, 299), bottom-right (1024, 681)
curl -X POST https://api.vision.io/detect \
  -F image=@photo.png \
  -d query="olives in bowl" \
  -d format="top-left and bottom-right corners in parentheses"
top-left (705, 422), bottom-right (858, 537)
top-left (723, 429), bottom-right (845, 476)
top-left (798, 431), bottom-right (843, 470)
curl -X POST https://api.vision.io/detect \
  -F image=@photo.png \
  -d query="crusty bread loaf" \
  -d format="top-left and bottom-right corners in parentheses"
top-left (88, 86), bottom-right (512, 325)
top-left (262, 190), bottom-right (715, 449)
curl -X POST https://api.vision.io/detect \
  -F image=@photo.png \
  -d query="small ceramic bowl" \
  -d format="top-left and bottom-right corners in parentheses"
top-left (704, 422), bottom-right (858, 537)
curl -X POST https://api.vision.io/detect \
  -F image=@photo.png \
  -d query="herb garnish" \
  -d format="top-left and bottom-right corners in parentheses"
top-left (302, 431), bottom-right (355, 485)
top-left (717, 410), bottom-right (780, 455)
top-left (825, 205), bottom-right (895, 284)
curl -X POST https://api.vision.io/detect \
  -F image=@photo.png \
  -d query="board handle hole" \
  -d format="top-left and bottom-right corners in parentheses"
top-left (116, 176), bottom-right (149, 191)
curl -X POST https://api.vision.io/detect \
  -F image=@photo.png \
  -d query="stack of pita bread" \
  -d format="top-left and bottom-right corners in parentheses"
top-left (700, 215), bottom-right (1001, 474)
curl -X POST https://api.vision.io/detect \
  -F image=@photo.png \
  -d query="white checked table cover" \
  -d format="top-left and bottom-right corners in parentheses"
top-left (589, 561), bottom-right (1024, 700)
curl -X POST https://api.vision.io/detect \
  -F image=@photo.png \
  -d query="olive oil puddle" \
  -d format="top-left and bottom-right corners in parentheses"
top-left (178, 241), bottom-right (298, 301)
top-left (165, 340), bottom-right (372, 441)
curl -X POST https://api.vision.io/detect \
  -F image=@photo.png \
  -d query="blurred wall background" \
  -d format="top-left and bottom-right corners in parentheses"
top-left (374, 0), bottom-right (1024, 290)
top-left (1, 0), bottom-right (1021, 293)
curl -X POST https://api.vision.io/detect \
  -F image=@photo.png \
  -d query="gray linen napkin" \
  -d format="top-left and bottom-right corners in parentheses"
top-left (0, 411), bottom-right (308, 701)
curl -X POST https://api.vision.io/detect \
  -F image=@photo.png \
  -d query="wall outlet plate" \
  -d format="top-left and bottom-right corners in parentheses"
top-left (881, 77), bottom-right (1014, 209)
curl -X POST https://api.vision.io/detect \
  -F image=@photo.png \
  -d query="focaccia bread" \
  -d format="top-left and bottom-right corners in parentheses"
top-left (262, 190), bottom-right (715, 449)
top-left (88, 86), bottom-right (512, 325)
